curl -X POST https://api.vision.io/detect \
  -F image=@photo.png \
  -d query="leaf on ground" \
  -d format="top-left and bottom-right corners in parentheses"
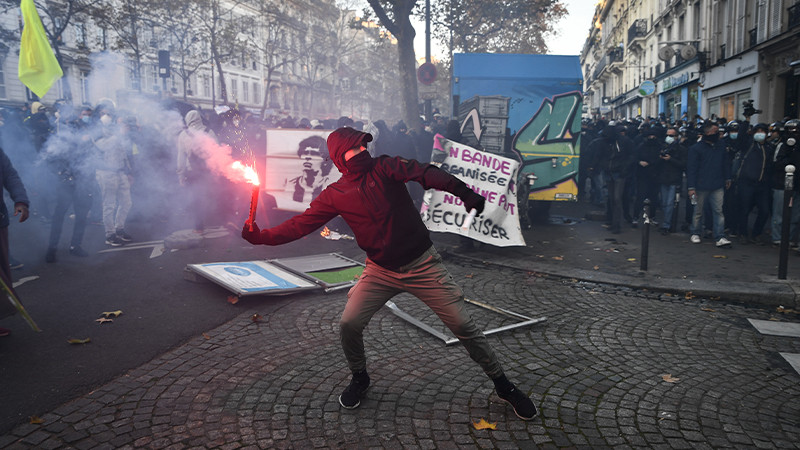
top-left (95, 317), bottom-right (113, 324)
top-left (251, 313), bottom-right (263, 323)
top-left (593, 265), bottom-right (600, 270)
top-left (662, 374), bottom-right (680, 383)
top-left (101, 310), bottom-right (122, 318)
top-left (552, 256), bottom-right (564, 261)
top-left (627, 258), bottom-right (637, 262)
top-left (701, 307), bottom-right (715, 312)
top-left (685, 292), bottom-right (695, 299)
top-left (712, 255), bottom-right (728, 259)
top-left (29, 416), bottom-right (44, 425)
top-left (777, 306), bottom-right (799, 314)
top-left (202, 333), bottom-right (211, 340)
top-left (536, 254), bottom-right (544, 258)
top-left (68, 338), bottom-right (91, 345)
top-left (465, 273), bottom-right (474, 278)
top-left (227, 295), bottom-right (239, 305)
top-left (472, 418), bottom-right (497, 430)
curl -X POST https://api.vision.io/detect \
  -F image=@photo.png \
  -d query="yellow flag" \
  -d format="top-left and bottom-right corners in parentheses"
top-left (18, 0), bottom-right (63, 98)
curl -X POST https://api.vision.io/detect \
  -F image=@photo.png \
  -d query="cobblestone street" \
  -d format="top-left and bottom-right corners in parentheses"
top-left (3, 257), bottom-right (799, 449)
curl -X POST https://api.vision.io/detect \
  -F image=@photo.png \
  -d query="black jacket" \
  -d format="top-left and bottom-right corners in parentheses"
top-left (654, 141), bottom-right (687, 186)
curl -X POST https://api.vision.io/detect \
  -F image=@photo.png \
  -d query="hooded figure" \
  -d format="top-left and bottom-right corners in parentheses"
top-left (240, 126), bottom-right (537, 419)
top-left (177, 110), bottom-right (218, 231)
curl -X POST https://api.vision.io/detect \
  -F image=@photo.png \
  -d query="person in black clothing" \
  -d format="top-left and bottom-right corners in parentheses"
top-left (588, 125), bottom-right (635, 234)
top-left (633, 127), bottom-right (663, 226)
top-left (44, 107), bottom-right (95, 262)
top-left (734, 123), bottom-right (774, 243)
top-left (656, 127), bottom-right (688, 234)
top-left (770, 119), bottom-right (800, 245)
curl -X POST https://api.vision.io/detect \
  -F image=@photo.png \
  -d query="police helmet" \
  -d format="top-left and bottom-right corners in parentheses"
top-left (770, 122), bottom-right (784, 133)
top-left (727, 120), bottom-right (740, 132)
top-left (785, 119), bottom-right (799, 133)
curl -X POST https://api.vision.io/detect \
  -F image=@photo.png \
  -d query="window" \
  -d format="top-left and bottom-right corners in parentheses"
top-left (721, 94), bottom-right (736, 120)
top-left (74, 23), bottom-right (86, 47)
top-left (708, 98), bottom-right (720, 119)
top-left (242, 80), bottom-right (249, 102)
top-left (80, 70), bottom-right (89, 104)
top-left (230, 78), bottom-right (238, 100)
top-left (0, 64), bottom-right (6, 98)
top-left (252, 82), bottom-right (260, 105)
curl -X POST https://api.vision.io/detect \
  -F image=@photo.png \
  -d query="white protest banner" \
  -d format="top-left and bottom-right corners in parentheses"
top-left (421, 135), bottom-right (526, 247)
top-left (264, 129), bottom-right (334, 212)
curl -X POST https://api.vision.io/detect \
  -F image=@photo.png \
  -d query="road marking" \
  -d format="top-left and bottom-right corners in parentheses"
top-left (748, 318), bottom-right (800, 338)
top-left (780, 353), bottom-right (800, 374)
top-left (12, 276), bottom-right (39, 288)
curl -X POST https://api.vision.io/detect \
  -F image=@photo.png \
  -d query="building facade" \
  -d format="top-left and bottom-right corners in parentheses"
top-left (582, 0), bottom-right (800, 124)
top-left (0, 0), bottom-right (401, 122)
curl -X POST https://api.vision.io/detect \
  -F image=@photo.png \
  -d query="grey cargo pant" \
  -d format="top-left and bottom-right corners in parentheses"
top-left (340, 245), bottom-right (504, 379)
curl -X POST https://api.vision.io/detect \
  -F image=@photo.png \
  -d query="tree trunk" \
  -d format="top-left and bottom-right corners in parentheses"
top-left (214, 49), bottom-right (228, 104)
top-left (395, 17), bottom-right (421, 131)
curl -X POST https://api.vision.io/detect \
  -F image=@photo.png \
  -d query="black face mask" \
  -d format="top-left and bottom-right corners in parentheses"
top-left (344, 150), bottom-right (372, 174)
top-left (704, 133), bottom-right (719, 143)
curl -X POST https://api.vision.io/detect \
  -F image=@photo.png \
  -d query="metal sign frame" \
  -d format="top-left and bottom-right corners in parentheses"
top-left (386, 298), bottom-right (546, 346)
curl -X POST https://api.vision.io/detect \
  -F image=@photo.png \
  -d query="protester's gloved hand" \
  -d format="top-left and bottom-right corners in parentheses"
top-left (462, 191), bottom-right (486, 215)
top-left (241, 221), bottom-right (262, 244)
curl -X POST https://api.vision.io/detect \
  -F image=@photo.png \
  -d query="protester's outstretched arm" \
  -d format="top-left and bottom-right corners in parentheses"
top-left (242, 196), bottom-right (338, 245)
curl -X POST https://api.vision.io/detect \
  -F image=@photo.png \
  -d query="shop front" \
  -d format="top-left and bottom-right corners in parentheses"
top-left (701, 51), bottom-right (762, 122)
top-left (656, 63), bottom-right (701, 122)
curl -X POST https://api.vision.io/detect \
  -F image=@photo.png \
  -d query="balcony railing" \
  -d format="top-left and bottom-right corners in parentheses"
top-left (592, 48), bottom-right (625, 79)
top-left (627, 19), bottom-right (647, 45)
top-left (790, 3), bottom-right (800, 29)
top-left (749, 28), bottom-right (758, 47)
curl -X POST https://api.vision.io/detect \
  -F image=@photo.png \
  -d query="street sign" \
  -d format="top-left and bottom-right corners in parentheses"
top-left (417, 62), bottom-right (437, 85)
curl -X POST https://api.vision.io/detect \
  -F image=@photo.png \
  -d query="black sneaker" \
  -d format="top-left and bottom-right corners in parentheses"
top-left (497, 386), bottom-right (538, 420)
top-left (69, 246), bottom-right (89, 257)
top-left (338, 372), bottom-right (370, 409)
top-left (45, 248), bottom-right (56, 263)
top-left (115, 229), bottom-right (133, 242)
top-left (105, 234), bottom-right (124, 247)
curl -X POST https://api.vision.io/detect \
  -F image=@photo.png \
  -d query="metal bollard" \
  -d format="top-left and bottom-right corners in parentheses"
top-left (640, 199), bottom-right (650, 271)
top-left (778, 165), bottom-right (795, 279)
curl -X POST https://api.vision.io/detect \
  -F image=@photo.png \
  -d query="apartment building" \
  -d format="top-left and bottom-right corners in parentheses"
top-left (582, 0), bottom-right (800, 124)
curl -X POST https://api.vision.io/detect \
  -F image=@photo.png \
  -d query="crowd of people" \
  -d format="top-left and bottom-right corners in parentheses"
top-left (0, 98), bottom-right (466, 263)
top-left (580, 113), bottom-right (800, 248)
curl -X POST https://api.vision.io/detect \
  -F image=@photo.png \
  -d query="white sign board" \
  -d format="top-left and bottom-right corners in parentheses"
top-left (421, 135), bottom-right (526, 247)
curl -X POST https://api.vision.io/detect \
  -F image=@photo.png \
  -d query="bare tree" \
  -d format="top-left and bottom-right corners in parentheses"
top-left (149, 0), bottom-right (210, 101)
top-left (365, 0), bottom-right (421, 131)
top-left (240, 2), bottom-right (298, 118)
top-left (92, 0), bottom-right (159, 92)
top-left (193, 0), bottom-right (246, 105)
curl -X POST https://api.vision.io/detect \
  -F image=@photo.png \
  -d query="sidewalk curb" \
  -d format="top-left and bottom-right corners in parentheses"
top-left (446, 251), bottom-right (800, 309)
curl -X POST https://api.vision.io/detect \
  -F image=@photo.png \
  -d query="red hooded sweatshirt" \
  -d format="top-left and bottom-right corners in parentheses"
top-left (248, 127), bottom-right (474, 270)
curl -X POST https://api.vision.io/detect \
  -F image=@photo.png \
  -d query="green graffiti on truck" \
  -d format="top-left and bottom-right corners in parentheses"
top-left (512, 91), bottom-right (582, 199)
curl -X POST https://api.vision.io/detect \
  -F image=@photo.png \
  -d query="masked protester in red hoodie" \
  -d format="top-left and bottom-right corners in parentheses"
top-left (242, 127), bottom-right (537, 420)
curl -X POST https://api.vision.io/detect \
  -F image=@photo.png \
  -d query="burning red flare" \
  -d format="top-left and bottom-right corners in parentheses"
top-left (231, 161), bottom-right (260, 186)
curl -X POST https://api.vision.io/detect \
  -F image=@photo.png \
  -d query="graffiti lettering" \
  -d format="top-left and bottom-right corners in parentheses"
top-left (512, 91), bottom-right (583, 199)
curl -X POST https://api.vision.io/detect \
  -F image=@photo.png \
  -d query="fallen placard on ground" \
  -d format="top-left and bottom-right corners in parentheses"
top-left (186, 253), bottom-right (364, 297)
